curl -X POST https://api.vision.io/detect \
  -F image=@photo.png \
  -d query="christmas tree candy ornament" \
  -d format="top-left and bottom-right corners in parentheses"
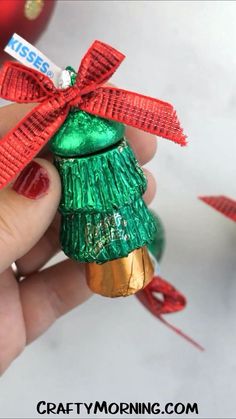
top-left (0, 39), bottom-right (186, 297)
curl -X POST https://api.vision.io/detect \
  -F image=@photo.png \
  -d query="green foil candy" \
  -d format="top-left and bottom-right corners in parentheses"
top-left (49, 108), bottom-right (157, 264)
top-left (49, 109), bottom-right (125, 157)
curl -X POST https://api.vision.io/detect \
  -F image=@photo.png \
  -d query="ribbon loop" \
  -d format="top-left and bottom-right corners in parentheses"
top-left (0, 61), bottom-right (56, 103)
top-left (137, 276), bottom-right (186, 316)
top-left (76, 40), bottom-right (125, 90)
top-left (0, 98), bottom-right (69, 189)
top-left (137, 276), bottom-right (204, 351)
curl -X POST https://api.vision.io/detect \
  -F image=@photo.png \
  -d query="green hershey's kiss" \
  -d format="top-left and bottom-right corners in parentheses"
top-left (49, 109), bottom-right (125, 157)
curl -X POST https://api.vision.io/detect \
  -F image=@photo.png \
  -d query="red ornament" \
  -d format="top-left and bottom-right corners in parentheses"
top-left (0, 0), bottom-right (56, 63)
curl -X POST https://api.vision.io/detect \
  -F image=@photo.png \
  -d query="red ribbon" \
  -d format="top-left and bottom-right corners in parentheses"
top-left (0, 40), bottom-right (186, 189)
top-left (137, 276), bottom-right (204, 351)
top-left (200, 196), bottom-right (236, 223)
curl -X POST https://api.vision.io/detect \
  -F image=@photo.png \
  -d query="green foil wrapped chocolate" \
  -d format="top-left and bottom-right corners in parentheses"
top-left (49, 108), bottom-right (157, 264)
top-left (49, 109), bottom-right (125, 157)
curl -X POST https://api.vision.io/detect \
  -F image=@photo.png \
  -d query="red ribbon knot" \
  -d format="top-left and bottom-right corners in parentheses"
top-left (60, 85), bottom-right (83, 107)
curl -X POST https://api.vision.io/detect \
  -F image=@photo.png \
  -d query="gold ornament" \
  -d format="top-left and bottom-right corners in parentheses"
top-left (24, 0), bottom-right (44, 20)
top-left (86, 246), bottom-right (154, 298)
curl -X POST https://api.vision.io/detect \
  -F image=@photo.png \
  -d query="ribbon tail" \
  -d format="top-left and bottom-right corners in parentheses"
top-left (199, 195), bottom-right (236, 223)
top-left (76, 40), bottom-right (125, 90)
top-left (136, 276), bottom-right (204, 351)
top-left (80, 86), bottom-right (187, 146)
top-left (157, 316), bottom-right (205, 351)
top-left (0, 97), bottom-right (69, 189)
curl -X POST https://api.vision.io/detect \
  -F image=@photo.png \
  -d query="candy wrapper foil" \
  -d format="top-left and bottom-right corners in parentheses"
top-left (49, 109), bottom-right (125, 157)
top-left (86, 246), bottom-right (154, 297)
top-left (148, 212), bottom-right (166, 261)
top-left (61, 198), bottom-right (157, 263)
top-left (54, 139), bottom-right (147, 213)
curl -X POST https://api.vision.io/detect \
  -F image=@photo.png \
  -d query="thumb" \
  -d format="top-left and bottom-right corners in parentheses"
top-left (0, 158), bottom-right (61, 274)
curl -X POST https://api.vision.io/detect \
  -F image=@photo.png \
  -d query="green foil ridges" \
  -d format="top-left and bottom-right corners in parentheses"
top-left (61, 197), bottom-right (157, 263)
top-left (54, 139), bottom-right (147, 212)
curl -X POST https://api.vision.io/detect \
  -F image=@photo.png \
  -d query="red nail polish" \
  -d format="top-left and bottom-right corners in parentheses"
top-left (13, 161), bottom-right (50, 199)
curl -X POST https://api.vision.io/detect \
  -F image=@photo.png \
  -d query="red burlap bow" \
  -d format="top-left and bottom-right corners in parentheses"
top-left (0, 40), bottom-right (186, 189)
top-left (200, 196), bottom-right (236, 222)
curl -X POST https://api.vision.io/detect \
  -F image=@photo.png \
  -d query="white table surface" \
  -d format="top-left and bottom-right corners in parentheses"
top-left (0, 1), bottom-right (236, 418)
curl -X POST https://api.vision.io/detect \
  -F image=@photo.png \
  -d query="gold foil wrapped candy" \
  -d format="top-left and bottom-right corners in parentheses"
top-left (86, 246), bottom-right (154, 297)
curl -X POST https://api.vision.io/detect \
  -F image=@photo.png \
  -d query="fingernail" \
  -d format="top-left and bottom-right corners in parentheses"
top-left (13, 161), bottom-right (50, 199)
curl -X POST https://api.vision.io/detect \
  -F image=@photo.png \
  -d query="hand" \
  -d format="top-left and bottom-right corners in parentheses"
top-left (0, 103), bottom-right (157, 374)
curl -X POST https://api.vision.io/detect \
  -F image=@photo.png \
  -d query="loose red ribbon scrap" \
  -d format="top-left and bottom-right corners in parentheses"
top-left (199, 196), bottom-right (236, 223)
top-left (137, 276), bottom-right (204, 351)
top-left (0, 40), bottom-right (186, 189)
